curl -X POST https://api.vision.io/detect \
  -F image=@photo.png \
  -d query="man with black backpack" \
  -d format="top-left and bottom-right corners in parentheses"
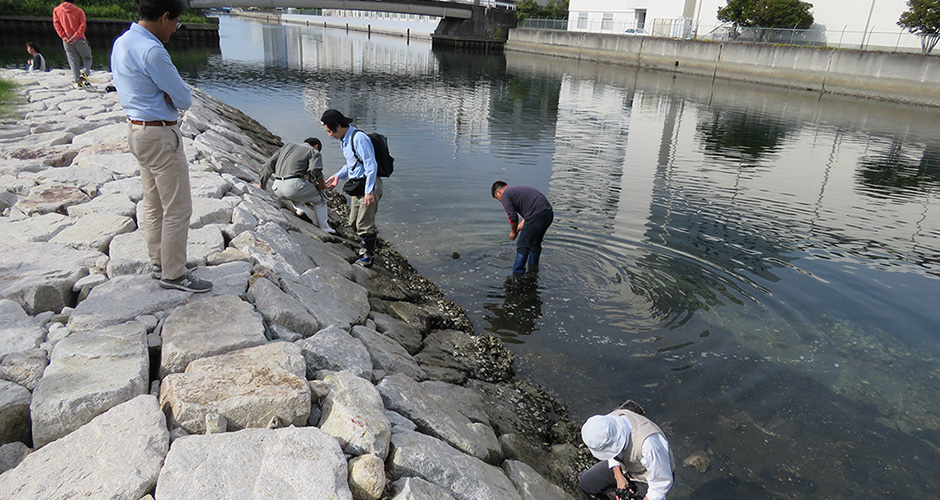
top-left (321, 109), bottom-right (390, 267)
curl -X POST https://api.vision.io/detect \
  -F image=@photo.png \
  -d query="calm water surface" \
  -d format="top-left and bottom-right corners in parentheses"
top-left (7, 16), bottom-right (940, 498)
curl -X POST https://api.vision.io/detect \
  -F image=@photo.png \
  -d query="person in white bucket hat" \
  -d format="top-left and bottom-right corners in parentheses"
top-left (580, 407), bottom-right (675, 500)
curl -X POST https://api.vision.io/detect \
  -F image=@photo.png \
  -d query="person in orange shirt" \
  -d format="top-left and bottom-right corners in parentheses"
top-left (52, 0), bottom-right (93, 86)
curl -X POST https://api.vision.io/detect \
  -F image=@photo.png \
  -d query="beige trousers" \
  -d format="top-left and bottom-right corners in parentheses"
top-left (348, 177), bottom-right (383, 237)
top-left (127, 122), bottom-right (192, 281)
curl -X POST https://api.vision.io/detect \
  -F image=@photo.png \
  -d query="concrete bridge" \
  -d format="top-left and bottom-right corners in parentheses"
top-left (186, 0), bottom-right (519, 48)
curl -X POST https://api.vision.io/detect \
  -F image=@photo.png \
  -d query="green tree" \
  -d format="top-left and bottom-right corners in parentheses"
top-left (718, 0), bottom-right (813, 39)
top-left (898, 0), bottom-right (940, 54)
top-left (515, 0), bottom-right (569, 22)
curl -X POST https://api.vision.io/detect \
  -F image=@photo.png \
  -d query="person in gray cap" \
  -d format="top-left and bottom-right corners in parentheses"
top-left (321, 108), bottom-right (382, 267)
top-left (579, 408), bottom-right (675, 500)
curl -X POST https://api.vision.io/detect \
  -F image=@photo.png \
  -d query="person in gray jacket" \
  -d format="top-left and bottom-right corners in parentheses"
top-left (259, 137), bottom-right (334, 233)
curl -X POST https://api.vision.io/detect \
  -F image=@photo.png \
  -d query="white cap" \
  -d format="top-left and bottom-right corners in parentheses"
top-left (581, 414), bottom-right (631, 460)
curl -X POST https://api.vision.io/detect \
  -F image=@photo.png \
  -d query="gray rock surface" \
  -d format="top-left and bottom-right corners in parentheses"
top-left (0, 348), bottom-right (48, 391)
top-left (0, 441), bottom-right (30, 475)
top-left (501, 460), bottom-right (577, 500)
top-left (30, 321), bottom-right (149, 447)
top-left (0, 213), bottom-right (75, 243)
top-left (12, 184), bottom-right (89, 216)
top-left (318, 370), bottom-right (391, 459)
top-left (348, 454), bottom-right (386, 500)
top-left (289, 268), bottom-right (370, 329)
top-left (155, 426), bottom-right (352, 500)
top-left (248, 276), bottom-right (320, 338)
top-left (371, 312), bottom-right (423, 355)
top-left (230, 222), bottom-right (313, 277)
top-left (160, 342), bottom-right (309, 434)
top-left (0, 242), bottom-right (101, 314)
top-left (67, 274), bottom-right (189, 333)
top-left (0, 300), bottom-right (45, 359)
top-left (0, 395), bottom-right (169, 500)
top-left (350, 326), bottom-right (427, 381)
top-left (160, 294), bottom-right (266, 377)
top-left (378, 374), bottom-right (502, 464)
top-left (48, 212), bottom-right (136, 252)
top-left (390, 429), bottom-right (523, 500)
top-left (296, 325), bottom-right (372, 380)
top-left (391, 477), bottom-right (458, 500)
top-left (0, 380), bottom-right (31, 445)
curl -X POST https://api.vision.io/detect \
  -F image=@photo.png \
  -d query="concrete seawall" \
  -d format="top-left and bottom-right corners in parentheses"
top-left (505, 28), bottom-right (940, 107)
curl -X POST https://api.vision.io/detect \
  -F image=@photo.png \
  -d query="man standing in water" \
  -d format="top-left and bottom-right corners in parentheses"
top-left (111, 0), bottom-right (212, 293)
top-left (52, 0), bottom-right (93, 87)
top-left (492, 180), bottom-right (553, 273)
top-left (322, 109), bottom-right (382, 267)
top-left (580, 408), bottom-right (675, 500)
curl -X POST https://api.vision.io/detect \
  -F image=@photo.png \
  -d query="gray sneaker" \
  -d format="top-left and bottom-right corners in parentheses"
top-left (151, 263), bottom-right (197, 280)
top-left (159, 271), bottom-right (212, 293)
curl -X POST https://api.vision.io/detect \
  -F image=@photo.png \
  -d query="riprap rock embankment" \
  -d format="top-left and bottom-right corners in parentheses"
top-left (0, 68), bottom-right (589, 500)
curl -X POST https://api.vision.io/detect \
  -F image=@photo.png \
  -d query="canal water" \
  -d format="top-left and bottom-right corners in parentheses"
top-left (5, 15), bottom-right (940, 499)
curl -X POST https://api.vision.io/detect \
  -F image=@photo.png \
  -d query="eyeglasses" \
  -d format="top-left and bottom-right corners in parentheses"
top-left (176, 21), bottom-right (183, 30)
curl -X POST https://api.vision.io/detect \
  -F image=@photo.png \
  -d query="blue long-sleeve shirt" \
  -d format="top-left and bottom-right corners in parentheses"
top-left (334, 126), bottom-right (378, 195)
top-left (111, 23), bottom-right (192, 122)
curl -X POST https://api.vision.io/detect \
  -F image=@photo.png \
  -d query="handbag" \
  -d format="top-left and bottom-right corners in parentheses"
top-left (343, 177), bottom-right (366, 197)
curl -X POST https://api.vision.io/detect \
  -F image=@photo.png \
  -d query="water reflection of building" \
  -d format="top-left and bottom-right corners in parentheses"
top-left (527, 50), bottom-right (940, 316)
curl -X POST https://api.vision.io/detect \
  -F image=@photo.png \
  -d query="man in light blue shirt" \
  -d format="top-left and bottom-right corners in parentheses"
top-left (322, 109), bottom-right (383, 267)
top-left (111, 0), bottom-right (211, 293)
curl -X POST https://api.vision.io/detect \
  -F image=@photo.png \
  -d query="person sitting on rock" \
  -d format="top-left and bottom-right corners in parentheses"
top-left (258, 137), bottom-right (334, 233)
top-left (26, 42), bottom-right (47, 72)
top-left (579, 406), bottom-right (675, 500)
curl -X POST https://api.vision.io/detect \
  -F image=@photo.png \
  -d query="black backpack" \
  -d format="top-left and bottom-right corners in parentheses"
top-left (351, 129), bottom-right (394, 178)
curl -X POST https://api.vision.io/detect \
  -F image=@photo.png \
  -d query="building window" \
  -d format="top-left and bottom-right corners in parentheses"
top-left (578, 12), bottom-right (587, 29)
top-left (602, 13), bottom-right (613, 31)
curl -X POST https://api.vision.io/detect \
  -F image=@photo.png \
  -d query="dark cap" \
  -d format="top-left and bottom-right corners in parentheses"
top-left (320, 109), bottom-right (353, 127)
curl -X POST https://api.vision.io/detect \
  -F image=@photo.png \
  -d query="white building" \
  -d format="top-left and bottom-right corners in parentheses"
top-left (567, 0), bottom-right (924, 52)
top-left (567, 0), bottom-right (697, 38)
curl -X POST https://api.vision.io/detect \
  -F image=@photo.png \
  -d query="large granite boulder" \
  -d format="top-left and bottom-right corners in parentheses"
top-left (501, 460), bottom-right (577, 500)
top-left (390, 429), bottom-right (523, 500)
top-left (0, 395), bottom-right (169, 499)
top-left (282, 268), bottom-right (370, 329)
top-left (12, 184), bottom-right (89, 216)
top-left (317, 370), bottom-right (391, 459)
top-left (190, 196), bottom-right (234, 228)
top-left (30, 321), bottom-right (149, 447)
top-left (229, 222), bottom-right (314, 278)
top-left (371, 312), bottom-right (423, 355)
top-left (295, 325), bottom-right (372, 380)
top-left (350, 325), bottom-right (427, 381)
top-left (0, 300), bottom-right (45, 359)
top-left (66, 193), bottom-right (136, 218)
top-left (0, 242), bottom-right (101, 315)
top-left (247, 276), bottom-right (320, 338)
top-left (0, 348), bottom-right (48, 391)
top-left (0, 212), bottom-right (75, 243)
top-left (0, 380), bottom-right (30, 445)
top-left (378, 374), bottom-right (501, 464)
top-left (48, 213), bottom-right (136, 252)
top-left (155, 426), bottom-right (352, 500)
top-left (391, 477), bottom-right (458, 500)
top-left (159, 342), bottom-right (310, 434)
top-left (67, 274), bottom-right (189, 333)
top-left (159, 294), bottom-right (266, 377)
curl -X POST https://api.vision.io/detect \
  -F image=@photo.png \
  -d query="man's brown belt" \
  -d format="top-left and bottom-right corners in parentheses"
top-left (129, 119), bottom-right (177, 126)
